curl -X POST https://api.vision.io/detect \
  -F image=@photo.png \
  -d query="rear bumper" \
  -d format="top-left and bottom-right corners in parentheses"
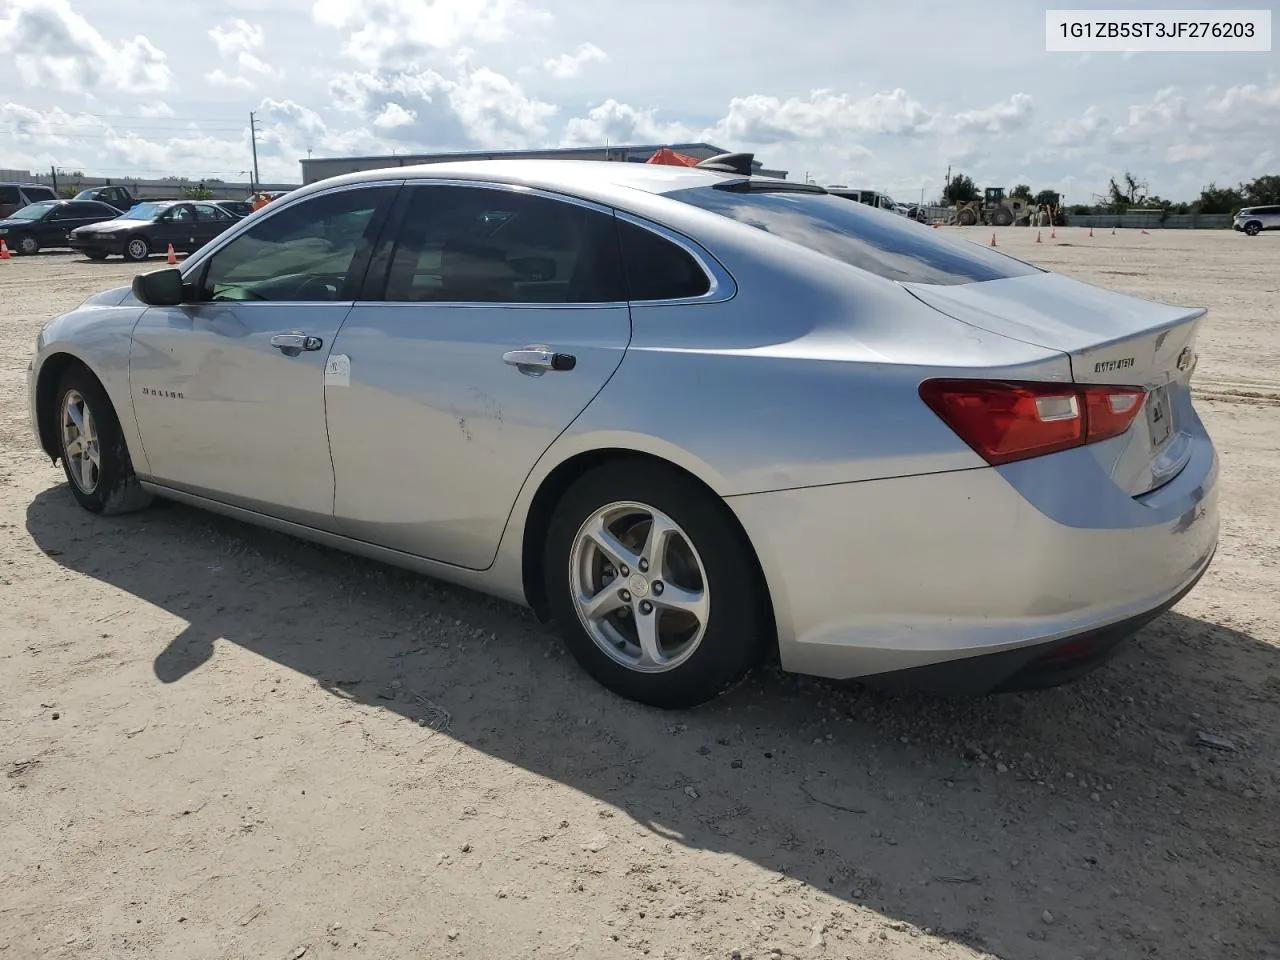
top-left (727, 423), bottom-right (1219, 689)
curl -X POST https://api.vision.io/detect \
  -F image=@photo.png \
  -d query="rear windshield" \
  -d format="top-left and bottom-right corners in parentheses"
top-left (666, 186), bottom-right (1044, 285)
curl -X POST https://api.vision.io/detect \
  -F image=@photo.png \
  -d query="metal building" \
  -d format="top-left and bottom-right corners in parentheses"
top-left (299, 142), bottom-right (789, 185)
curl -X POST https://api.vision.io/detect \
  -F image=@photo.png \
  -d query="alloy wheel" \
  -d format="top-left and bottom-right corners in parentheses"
top-left (60, 389), bottom-right (101, 494)
top-left (568, 500), bottom-right (710, 674)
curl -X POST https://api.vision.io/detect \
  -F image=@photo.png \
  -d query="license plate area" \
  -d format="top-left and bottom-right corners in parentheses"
top-left (1146, 384), bottom-right (1172, 449)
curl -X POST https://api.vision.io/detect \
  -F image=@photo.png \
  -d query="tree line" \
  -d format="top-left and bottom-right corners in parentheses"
top-left (942, 170), bottom-right (1279, 216)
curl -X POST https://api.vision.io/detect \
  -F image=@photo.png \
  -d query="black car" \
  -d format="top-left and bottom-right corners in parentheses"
top-left (69, 200), bottom-right (240, 261)
top-left (0, 200), bottom-right (123, 255)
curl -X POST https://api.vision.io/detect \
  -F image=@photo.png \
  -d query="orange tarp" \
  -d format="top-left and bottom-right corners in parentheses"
top-left (646, 147), bottom-right (700, 167)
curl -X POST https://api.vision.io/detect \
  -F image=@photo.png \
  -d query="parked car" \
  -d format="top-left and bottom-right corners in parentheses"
top-left (1232, 205), bottom-right (1279, 236)
top-left (71, 185), bottom-right (141, 213)
top-left (68, 200), bottom-right (239, 261)
top-left (0, 181), bottom-right (58, 219)
top-left (28, 155), bottom-right (1219, 708)
top-left (0, 200), bottom-right (123, 255)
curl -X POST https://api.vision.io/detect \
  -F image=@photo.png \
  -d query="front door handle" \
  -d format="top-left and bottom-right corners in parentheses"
top-left (502, 348), bottom-right (576, 372)
top-left (271, 333), bottom-right (324, 352)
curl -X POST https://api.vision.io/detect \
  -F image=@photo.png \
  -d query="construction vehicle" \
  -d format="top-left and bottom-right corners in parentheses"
top-left (950, 187), bottom-right (1038, 227)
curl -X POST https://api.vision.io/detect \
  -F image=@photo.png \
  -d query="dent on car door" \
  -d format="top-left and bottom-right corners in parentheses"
top-left (127, 184), bottom-right (400, 529)
top-left (324, 182), bottom-right (634, 569)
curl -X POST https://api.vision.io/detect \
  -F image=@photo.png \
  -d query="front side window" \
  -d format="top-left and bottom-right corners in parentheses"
top-left (666, 186), bottom-right (1043, 285)
top-left (383, 185), bottom-right (626, 304)
top-left (199, 186), bottom-right (394, 302)
top-left (0, 186), bottom-right (21, 206)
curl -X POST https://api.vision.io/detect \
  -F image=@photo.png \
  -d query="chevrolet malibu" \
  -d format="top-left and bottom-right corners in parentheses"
top-left (27, 155), bottom-right (1219, 708)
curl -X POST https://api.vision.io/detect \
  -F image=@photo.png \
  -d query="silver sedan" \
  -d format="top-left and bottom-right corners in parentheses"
top-left (27, 154), bottom-right (1219, 708)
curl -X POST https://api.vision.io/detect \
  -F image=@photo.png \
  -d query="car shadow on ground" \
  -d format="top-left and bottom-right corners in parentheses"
top-left (24, 486), bottom-right (1280, 960)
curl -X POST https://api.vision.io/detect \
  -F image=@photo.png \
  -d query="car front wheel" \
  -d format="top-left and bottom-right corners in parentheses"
top-left (544, 460), bottom-right (770, 709)
top-left (15, 233), bottom-right (40, 255)
top-left (54, 366), bottom-right (153, 515)
top-left (123, 236), bottom-right (151, 261)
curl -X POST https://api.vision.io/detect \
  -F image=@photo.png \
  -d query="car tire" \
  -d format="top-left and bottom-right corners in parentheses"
top-left (1244, 221), bottom-right (1261, 236)
top-left (123, 236), bottom-right (151, 262)
top-left (84, 251), bottom-right (109, 261)
top-left (544, 459), bottom-right (771, 709)
top-left (14, 233), bottom-right (40, 256)
top-left (53, 366), bottom-right (153, 516)
top-left (957, 208), bottom-right (977, 226)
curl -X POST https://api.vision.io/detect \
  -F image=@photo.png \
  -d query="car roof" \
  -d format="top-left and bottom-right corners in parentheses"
top-left (298, 158), bottom-right (778, 207)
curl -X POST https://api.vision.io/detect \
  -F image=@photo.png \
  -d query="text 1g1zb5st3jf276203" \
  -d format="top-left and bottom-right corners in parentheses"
top-left (1046, 9), bottom-right (1272, 51)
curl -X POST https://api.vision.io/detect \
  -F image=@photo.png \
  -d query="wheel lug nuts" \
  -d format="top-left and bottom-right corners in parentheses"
top-left (639, 600), bottom-right (653, 615)
top-left (619, 565), bottom-right (629, 576)
top-left (620, 590), bottom-right (631, 602)
top-left (652, 581), bottom-right (663, 595)
top-left (638, 559), bottom-right (648, 573)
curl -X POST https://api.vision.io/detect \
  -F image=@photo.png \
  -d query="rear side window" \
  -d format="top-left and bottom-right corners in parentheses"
top-left (617, 219), bottom-right (711, 301)
top-left (0, 186), bottom-right (20, 205)
top-left (23, 186), bottom-right (57, 202)
top-left (667, 186), bottom-right (1044, 285)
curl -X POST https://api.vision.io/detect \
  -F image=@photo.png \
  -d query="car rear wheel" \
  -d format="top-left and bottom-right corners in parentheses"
top-left (1244, 221), bottom-right (1262, 236)
top-left (544, 460), bottom-right (770, 709)
top-left (54, 366), bottom-right (153, 515)
top-left (15, 233), bottom-right (40, 255)
top-left (123, 236), bottom-right (151, 261)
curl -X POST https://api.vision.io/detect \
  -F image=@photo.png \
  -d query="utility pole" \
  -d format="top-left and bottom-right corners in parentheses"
top-left (248, 111), bottom-right (261, 193)
top-left (50, 165), bottom-right (58, 194)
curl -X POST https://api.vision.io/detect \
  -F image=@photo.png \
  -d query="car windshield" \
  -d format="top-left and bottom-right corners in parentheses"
top-left (667, 186), bottom-right (1044, 285)
top-left (8, 202), bottom-right (55, 221)
top-left (120, 203), bottom-right (166, 220)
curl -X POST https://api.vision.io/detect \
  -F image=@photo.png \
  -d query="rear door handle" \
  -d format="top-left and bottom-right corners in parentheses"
top-left (271, 333), bottom-right (324, 352)
top-left (502, 348), bottom-right (576, 372)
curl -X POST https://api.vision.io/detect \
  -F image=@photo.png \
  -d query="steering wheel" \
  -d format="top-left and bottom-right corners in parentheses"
top-left (295, 275), bottom-right (342, 300)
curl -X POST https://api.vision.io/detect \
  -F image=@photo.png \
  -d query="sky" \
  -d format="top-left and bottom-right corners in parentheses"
top-left (0, 0), bottom-right (1276, 203)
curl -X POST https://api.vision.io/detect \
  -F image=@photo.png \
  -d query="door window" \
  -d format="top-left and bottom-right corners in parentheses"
top-left (197, 186), bottom-right (395, 302)
top-left (194, 203), bottom-right (231, 222)
top-left (0, 186), bottom-right (21, 206)
top-left (168, 205), bottom-right (195, 223)
top-left (383, 185), bottom-right (627, 304)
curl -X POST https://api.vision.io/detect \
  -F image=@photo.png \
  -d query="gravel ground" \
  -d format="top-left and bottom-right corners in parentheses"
top-left (1, 227), bottom-right (1278, 960)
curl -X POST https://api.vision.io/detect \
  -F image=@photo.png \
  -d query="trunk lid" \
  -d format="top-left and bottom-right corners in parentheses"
top-left (901, 272), bottom-right (1204, 497)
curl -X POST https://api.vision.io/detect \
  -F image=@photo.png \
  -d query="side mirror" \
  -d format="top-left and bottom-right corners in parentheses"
top-left (132, 268), bottom-right (186, 306)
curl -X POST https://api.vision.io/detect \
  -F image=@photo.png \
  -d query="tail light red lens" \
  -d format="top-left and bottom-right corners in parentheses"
top-left (919, 379), bottom-right (1147, 466)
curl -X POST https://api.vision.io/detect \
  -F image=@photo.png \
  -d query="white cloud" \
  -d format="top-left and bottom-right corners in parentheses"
top-left (951, 93), bottom-right (1034, 136)
top-left (561, 99), bottom-right (696, 147)
top-left (312, 0), bottom-right (551, 67)
top-left (207, 17), bottom-right (282, 85)
top-left (373, 102), bottom-right (416, 129)
top-left (0, 0), bottom-right (170, 94)
top-left (205, 69), bottom-right (253, 90)
top-left (544, 42), bottom-right (606, 79)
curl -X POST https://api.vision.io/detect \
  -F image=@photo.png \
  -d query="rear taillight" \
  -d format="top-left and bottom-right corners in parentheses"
top-left (919, 379), bottom-right (1147, 466)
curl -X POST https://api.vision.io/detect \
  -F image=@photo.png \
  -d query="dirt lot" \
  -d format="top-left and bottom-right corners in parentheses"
top-left (1, 227), bottom-right (1277, 960)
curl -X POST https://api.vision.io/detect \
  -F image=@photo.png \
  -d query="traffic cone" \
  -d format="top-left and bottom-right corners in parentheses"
top-left (1141, 229), bottom-right (1150, 235)
top-left (990, 232), bottom-right (997, 247)
top-left (1050, 227), bottom-right (1056, 239)
top-left (1035, 230), bottom-right (1042, 243)
top-left (166, 243), bottom-right (177, 265)
top-left (0, 240), bottom-right (9, 260)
